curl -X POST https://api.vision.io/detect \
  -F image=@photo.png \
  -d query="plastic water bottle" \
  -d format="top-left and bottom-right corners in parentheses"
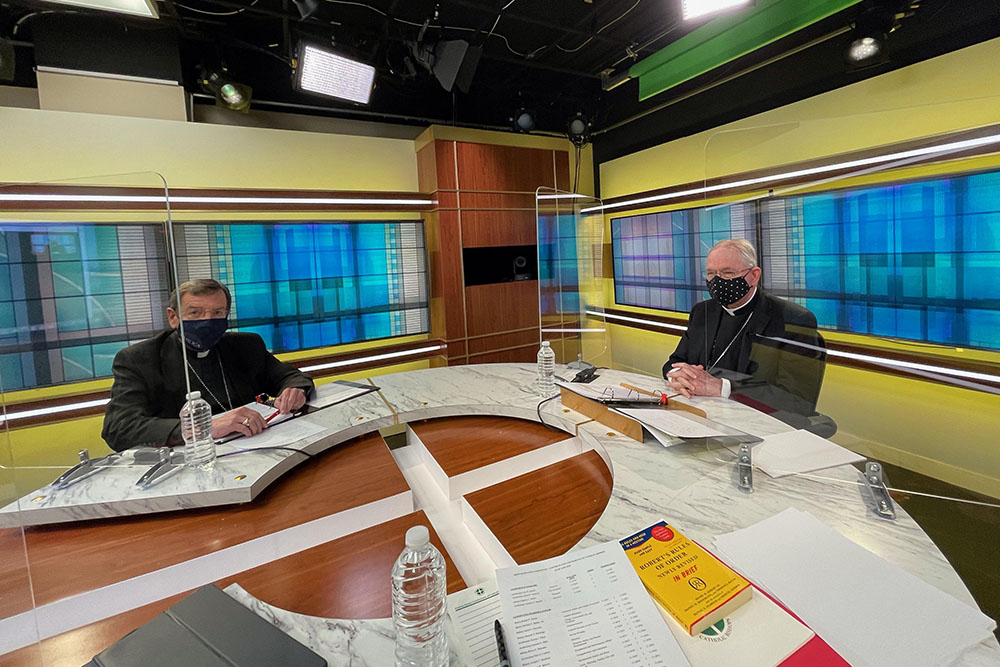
top-left (391, 525), bottom-right (448, 667)
top-left (536, 340), bottom-right (556, 396)
top-left (180, 391), bottom-right (216, 469)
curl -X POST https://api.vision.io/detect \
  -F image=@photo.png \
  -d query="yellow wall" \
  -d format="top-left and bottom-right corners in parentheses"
top-left (596, 37), bottom-right (1000, 499)
top-left (0, 106), bottom-right (420, 190)
top-left (600, 37), bottom-right (1000, 198)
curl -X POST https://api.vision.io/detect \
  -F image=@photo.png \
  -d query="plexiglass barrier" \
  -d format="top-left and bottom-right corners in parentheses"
top-left (0, 171), bottom-right (174, 660)
top-left (536, 187), bottom-right (612, 370)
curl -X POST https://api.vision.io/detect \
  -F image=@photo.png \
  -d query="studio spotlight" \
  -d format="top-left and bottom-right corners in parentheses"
top-left (200, 69), bottom-right (252, 113)
top-left (566, 112), bottom-right (591, 146)
top-left (0, 40), bottom-right (14, 82)
top-left (845, 0), bottom-right (899, 68)
top-left (293, 41), bottom-right (376, 105)
top-left (512, 108), bottom-right (536, 133)
top-left (292, 0), bottom-right (320, 20)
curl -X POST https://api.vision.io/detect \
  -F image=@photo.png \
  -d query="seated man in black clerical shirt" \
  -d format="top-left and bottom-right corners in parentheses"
top-left (102, 279), bottom-right (314, 452)
top-left (665, 239), bottom-right (828, 429)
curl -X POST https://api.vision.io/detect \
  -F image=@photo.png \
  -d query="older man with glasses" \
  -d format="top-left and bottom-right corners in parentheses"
top-left (664, 239), bottom-right (828, 427)
top-left (101, 278), bottom-right (314, 452)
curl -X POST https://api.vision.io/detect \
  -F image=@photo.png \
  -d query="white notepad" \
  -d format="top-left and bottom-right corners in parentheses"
top-left (749, 429), bottom-right (865, 478)
top-left (713, 508), bottom-right (996, 667)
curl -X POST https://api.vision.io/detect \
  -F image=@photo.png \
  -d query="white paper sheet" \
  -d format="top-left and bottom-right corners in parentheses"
top-left (614, 407), bottom-right (729, 439)
top-left (222, 417), bottom-right (326, 452)
top-left (306, 381), bottom-right (374, 409)
top-left (496, 541), bottom-right (690, 667)
top-left (447, 580), bottom-right (503, 667)
top-left (747, 430), bottom-right (865, 478)
top-left (713, 508), bottom-right (996, 667)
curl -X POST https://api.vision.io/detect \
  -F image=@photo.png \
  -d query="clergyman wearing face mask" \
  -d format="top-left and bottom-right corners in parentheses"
top-left (102, 279), bottom-right (314, 452)
top-left (661, 239), bottom-right (825, 420)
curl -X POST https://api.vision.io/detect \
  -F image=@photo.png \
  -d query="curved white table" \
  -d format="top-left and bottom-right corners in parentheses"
top-left (3, 364), bottom-right (997, 665)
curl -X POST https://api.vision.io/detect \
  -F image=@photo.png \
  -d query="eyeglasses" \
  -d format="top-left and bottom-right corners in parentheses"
top-left (182, 307), bottom-right (229, 319)
top-left (705, 268), bottom-right (752, 280)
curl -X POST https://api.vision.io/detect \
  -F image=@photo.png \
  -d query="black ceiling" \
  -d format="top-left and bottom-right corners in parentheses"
top-left (2, 0), bottom-right (1000, 169)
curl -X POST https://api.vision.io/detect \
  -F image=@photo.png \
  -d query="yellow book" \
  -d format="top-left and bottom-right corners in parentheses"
top-left (620, 521), bottom-right (752, 635)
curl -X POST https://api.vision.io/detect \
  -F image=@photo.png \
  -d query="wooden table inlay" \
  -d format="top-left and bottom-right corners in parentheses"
top-left (19, 432), bottom-right (409, 608)
top-left (2, 511), bottom-right (464, 667)
top-left (464, 449), bottom-right (613, 565)
top-left (411, 415), bottom-right (571, 477)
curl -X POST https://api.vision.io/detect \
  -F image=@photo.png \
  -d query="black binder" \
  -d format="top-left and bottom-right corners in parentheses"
top-left (84, 585), bottom-right (327, 667)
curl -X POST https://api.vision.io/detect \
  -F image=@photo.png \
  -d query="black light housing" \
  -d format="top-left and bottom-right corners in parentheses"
top-left (292, 0), bottom-right (320, 20)
top-left (200, 68), bottom-right (252, 113)
top-left (512, 108), bottom-right (536, 133)
top-left (567, 112), bottom-right (591, 146)
top-left (845, 0), bottom-right (901, 68)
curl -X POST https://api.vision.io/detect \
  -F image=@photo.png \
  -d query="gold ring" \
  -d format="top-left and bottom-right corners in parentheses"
top-left (241, 417), bottom-right (250, 426)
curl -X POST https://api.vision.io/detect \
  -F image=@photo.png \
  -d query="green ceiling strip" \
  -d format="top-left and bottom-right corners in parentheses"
top-left (631, 0), bottom-right (862, 101)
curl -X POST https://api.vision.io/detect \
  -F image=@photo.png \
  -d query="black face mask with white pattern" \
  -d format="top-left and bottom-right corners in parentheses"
top-left (706, 272), bottom-right (752, 306)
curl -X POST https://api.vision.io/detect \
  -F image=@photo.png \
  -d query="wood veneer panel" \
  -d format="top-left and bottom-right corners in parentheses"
top-left (457, 192), bottom-right (536, 210)
top-left (437, 210), bottom-right (467, 341)
top-left (416, 142), bottom-right (439, 193)
top-left (21, 432), bottom-right (408, 606)
top-left (436, 140), bottom-right (458, 191)
top-left (461, 210), bottom-right (536, 248)
top-left (2, 511), bottom-right (466, 666)
top-left (554, 150), bottom-right (571, 192)
top-left (411, 416), bottom-right (570, 477)
top-left (0, 528), bottom-right (34, 620)
top-left (468, 328), bottom-right (540, 355)
top-left (464, 281), bottom-right (539, 337)
top-left (221, 510), bottom-right (465, 619)
top-left (467, 345), bottom-right (538, 364)
top-left (456, 143), bottom-right (556, 193)
top-left (1, 593), bottom-right (185, 667)
top-left (465, 450), bottom-right (612, 565)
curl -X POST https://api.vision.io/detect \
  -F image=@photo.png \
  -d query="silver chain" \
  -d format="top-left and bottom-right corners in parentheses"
top-left (186, 354), bottom-right (235, 412)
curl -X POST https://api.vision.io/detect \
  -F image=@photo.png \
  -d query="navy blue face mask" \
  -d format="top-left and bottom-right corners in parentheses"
top-left (179, 318), bottom-right (228, 352)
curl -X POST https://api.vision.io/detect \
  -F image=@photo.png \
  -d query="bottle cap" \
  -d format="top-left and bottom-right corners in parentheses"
top-left (541, 340), bottom-right (551, 347)
top-left (405, 525), bottom-right (430, 548)
top-left (185, 391), bottom-right (202, 400)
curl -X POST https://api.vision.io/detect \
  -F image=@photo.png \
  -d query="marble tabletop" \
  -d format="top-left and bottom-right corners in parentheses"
top-left (4, 363), bottom-right (997, 666)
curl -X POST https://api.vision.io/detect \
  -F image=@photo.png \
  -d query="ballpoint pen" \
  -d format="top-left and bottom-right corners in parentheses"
top-left (494, 619), bottom-right (511, 667)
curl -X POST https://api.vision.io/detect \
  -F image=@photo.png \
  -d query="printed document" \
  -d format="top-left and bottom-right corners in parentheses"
top-left (496, 541), bottom-right (690, 667)
top-left (448, 580), bottom-right (503, 667)
top-left (614, 407), bottom-right (729, 439)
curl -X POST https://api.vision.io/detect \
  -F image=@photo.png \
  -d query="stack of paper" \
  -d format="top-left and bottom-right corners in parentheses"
top-left (748, 430), bottom-right (865, 478)
top-left (713, 508), bottom-right (997, 667)
top-left (614, 407), bottom-right (729, 440)
top-left (496, 541), bottom-right (690, 666)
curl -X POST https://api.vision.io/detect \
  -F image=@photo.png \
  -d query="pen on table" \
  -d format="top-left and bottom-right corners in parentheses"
top-left (494, 619), bottom-right (511, 667)
top-left (619, 382), bottom-right (679, 404)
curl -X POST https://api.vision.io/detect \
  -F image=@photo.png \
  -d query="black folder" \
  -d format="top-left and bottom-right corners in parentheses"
top-left (84, 585), bottom-right (327, 667)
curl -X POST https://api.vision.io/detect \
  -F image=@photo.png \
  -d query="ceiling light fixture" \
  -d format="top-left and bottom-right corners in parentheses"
top-left (294, 42), bottom-right (376, 105)
top-left (512, 108), bottom-right (536, 133)
top-left (681, 0), bottom-right (753, 21)
top-left (845, 0), bottom-right (900, 67)
top-left (567, 112), bottom-right (591, 146)
top-left (200, 69), bottom-right (252, 113)
top-left (36, 0), bottom-right (158, 18)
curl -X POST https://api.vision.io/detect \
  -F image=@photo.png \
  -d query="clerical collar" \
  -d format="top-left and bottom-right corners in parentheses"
top-left (171, 329), bottom-right (213, 359)
top-left (723, 286), bottom-right (758, 317)
top-left (195, 349), bottom-right (211, 359)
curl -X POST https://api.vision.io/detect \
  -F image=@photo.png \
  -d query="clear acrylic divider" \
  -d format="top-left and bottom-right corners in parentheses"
top-left (536, 187), bottom-right (611, 370)
top-left (697, 106), bottom-right (1000, 657)
top-left (0, 171), bottom-right (175, 659)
